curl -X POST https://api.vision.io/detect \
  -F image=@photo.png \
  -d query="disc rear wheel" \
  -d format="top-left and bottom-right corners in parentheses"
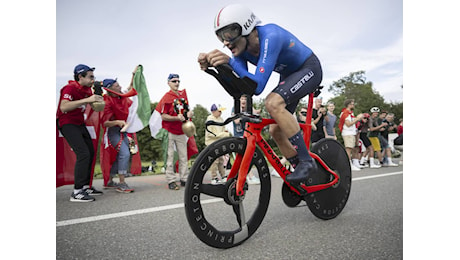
top-left (305, 139), bottom-right (352, 220)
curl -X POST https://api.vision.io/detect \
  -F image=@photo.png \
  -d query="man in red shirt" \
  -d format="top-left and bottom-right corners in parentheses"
top-left (56, 64), bottom-right (104, 202)
top-left (157, 74), bottom-right (193, 190)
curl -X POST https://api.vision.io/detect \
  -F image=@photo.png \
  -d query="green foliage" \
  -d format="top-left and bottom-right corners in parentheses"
top-left (192, 104), bottom-right (210, 153)
top-left (327, 71), bottom-right (386, 115)
top-left (135, 102), bottom-right (162, 162)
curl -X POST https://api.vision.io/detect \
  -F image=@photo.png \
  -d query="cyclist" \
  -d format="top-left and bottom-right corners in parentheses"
top-left (198, 4), bottom-right (323, 187)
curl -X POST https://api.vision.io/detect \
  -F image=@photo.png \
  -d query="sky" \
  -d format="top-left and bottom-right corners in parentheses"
top-left (56, 0), bottom-right (403, 123)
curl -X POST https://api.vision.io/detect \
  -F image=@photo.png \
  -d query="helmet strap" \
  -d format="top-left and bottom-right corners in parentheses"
top-left (243, 36), bottom-right (249, 52)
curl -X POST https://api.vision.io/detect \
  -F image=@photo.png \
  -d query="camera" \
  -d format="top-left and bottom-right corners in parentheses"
top-left (93, 81), bottom-right (103, 95)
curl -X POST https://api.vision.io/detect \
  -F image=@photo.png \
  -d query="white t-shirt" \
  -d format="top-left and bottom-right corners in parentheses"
top-left (342, 114), bottom-right (357, 136)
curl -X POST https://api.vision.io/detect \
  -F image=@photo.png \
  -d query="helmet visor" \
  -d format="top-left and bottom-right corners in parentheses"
top-left (216, 23), bottom-right (242, 44)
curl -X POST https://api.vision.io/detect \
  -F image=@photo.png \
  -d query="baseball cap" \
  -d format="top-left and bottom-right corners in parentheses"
top-left (211, 104), bottom-right (226, 112)
top-left (74, 64), bottom-right (95, 75)
top-left (103, 78), bottom-right (117, 88)
top-left (168, 73), bottom-right (180, 80)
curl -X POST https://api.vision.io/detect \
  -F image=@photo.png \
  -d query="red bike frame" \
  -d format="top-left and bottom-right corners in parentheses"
top-left (226, 92), bottom-right (339, 196)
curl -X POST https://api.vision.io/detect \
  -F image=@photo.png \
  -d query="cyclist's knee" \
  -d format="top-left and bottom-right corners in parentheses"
top-left (265, 93), bottom-right (285, 114)
top-left (269, 125), bottom-right (283, 140)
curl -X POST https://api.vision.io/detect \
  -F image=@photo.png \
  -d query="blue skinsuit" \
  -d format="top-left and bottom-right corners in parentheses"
top-left (228, 24), bottom-right (314, 95)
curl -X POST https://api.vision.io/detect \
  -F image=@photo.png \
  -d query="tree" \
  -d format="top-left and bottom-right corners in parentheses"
top-left (327, 71), bottom-right (386, 115)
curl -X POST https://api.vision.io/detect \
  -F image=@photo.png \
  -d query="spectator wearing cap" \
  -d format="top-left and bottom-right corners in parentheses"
top-left (356, 113), bottom-right (381, 168)
top-left (157, 73), bottom-right (193, 190)
top-left (100, 66), bottom-right (139, 193)
top-left (205, 104), bottom-right (230, 184)
top-left (368, 107), bottom-right (386, 165)
top-left (57, 64), bottom-right (104, 202)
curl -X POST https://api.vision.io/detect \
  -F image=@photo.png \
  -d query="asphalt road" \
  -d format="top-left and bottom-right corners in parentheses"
top-left (56, 163), bottom-right (403, 260)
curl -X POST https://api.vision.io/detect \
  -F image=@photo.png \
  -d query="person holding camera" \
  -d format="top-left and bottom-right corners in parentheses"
top-left (311, 97), bottom-right (326, 144)
top-left (57, 64), bottom-right (104, 202)
top-left (379, 112), bottom-right (398, 166)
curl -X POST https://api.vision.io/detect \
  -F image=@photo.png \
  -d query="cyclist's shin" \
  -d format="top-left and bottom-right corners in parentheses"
top-left (288, 131), bottom-right (312, 163)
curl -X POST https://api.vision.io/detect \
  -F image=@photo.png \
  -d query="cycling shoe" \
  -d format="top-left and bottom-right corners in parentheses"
top-left (285, 160), bottom-right (317, 185)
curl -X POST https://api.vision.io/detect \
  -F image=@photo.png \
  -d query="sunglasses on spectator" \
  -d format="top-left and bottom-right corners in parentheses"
top-left (300, 111), bottom-right (307, 116)
top-left (170, 80), bottom-right (180, 83)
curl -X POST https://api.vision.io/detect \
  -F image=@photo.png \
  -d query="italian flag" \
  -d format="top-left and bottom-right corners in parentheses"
top-left (125, 65), bottom-right (151, 133)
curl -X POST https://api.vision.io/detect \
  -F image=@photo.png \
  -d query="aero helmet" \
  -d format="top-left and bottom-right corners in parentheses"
top-left (214, 4), bottom-right (261, 43)
top-left (370, 107), bottom-right (380, 113)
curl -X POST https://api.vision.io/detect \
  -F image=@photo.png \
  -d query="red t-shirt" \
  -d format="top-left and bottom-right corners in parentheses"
top-left (101, 94), bottom-right (132, 123)
top-left (157, 89), bottom-right (189, 135)
top-left (397, 124), bottom-right (403, 135)
top-left (56, 80), bottom-right (93, 126)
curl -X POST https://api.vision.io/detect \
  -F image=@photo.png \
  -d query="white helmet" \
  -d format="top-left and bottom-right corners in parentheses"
top-left (214, 4), bottom-right (261, 43)
top-left (370, 107), bottom-right (380, 113)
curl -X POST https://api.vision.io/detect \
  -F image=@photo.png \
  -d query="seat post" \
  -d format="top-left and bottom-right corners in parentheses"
top-left (303, 92), bottom-right (315, 150)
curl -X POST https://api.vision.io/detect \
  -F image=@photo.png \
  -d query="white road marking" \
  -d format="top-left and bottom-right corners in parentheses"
top-left (57, 171), bottom-right (402, 227)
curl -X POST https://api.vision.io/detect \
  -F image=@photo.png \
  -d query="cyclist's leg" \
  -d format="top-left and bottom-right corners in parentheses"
top-left (268, 123), bottom-right (297, 159)
top-left (268, 54), bottom-right (322, 185)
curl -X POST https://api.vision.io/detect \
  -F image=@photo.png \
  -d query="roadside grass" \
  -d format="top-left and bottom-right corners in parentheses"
top-left (92, 159), bottom-right (196, 179)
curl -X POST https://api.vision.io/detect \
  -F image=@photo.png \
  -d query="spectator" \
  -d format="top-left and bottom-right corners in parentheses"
top-left (205, 104), bottom-right (230, 184)
top-left (232, 94), bottom-right (261, 137)
top-left (323, 102), bottom-right (337, 140)
top-left (397, 118), bottom-right (403, 136)
top-left (297, 106), bottom-right (317, 131)
top-left (101, 68), bottom-right (138, 193)
top-left (338, 99), bottom-right (363, 171)
top-left (56, 64), bottom-right (104, 202)
top-left (379, 113), bottom-right (398, 166)
top-left (356, 113), bottom-right (381, 168)
top-left (232, 95), bottom-right (261, 184)
top-left (311, 97), bottom-right (326, 144)
top-left (157, 73), bottom-right (193, 190)
top-left (394, 118), bottom-right (403, 165)
top-left (368, 107), bottom-right (386, 165)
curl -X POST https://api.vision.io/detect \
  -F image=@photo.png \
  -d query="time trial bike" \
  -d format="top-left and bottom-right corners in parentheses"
top-left (184, 64), bottom-right (351, 249)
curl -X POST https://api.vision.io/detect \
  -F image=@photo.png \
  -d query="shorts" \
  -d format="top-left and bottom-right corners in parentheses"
top-left (379, 135), bottom-right (389, 149)
top-left (272, 53), bottom-right (323, 113)
top-left (369, 137), bottom-right (381, 151)
top-left (343, 135), bottom-right (356, 149)
top-left (359, 132), bottom-right (372, 148)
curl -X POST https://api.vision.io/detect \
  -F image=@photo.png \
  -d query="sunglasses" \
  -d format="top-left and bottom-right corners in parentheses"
top-left (216, 23), bottom-right (242, 44)
top-left (170, 80), bottom-right (180, 83)
top-left (300, 111), bottom-right (307, 116)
